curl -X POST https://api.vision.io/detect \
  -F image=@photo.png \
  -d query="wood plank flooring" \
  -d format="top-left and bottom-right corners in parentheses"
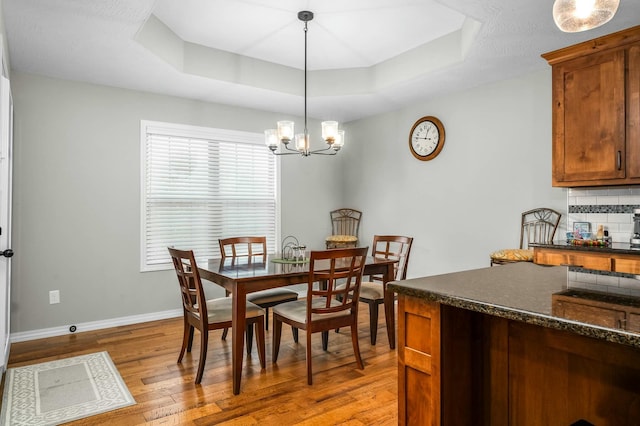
top-left (3, 307), bottom-right (398, 425)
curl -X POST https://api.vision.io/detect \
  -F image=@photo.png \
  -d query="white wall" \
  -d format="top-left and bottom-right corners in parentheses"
top-left (342, 70), bottom-right (567, 277)
top-left (0, 0), bottom-right (9, 77)
top-left (10, 72), bottom-right (342, 333)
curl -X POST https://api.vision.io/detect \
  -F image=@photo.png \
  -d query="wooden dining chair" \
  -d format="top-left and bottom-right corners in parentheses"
top-left (272, 246), bottom-right (368, 385)
top-left (168, 247), bottom-right (266, 384)
top-left (219, 236), bottom-right (299, 353)
top-left (335, 235), bottom-right (413, 345)
top-left (361, 235), bottom-right (413, 345)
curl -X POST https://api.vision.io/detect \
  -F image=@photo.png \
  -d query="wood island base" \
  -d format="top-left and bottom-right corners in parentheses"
top-left (398, 295), bottom-right (640, 425)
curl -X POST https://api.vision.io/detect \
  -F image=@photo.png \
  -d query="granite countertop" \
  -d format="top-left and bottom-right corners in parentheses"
top-left (531, 241), bottom-right (640, 255)
top-left (388, 262), bottom-right (640, 349)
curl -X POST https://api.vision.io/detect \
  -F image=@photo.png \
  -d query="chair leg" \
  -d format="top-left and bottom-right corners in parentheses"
top-left (306, 329), bottom-right (313, 385)
top-left (195, 328), bottom-right (208, 384)
top-left (272, 315), bottom-right (283, 362)
top-left (292, 326), bottom-right (298, 342)
top-left (246, 324), bottom-right (253, 355)
top-left (255, 318), bottom-right (266, 369)
top-left (186, 325), bottom-right (195, 352)
top-left (178, 320), bottom-right (191, 363)
top-left (369, 301), bottom-right (379, 345)
top-left (350, 320), bottom-right (364, 370)
top-left (222, 290), bottom-right (231, 340)
top-left (322, 330), bottom-right (329, 351)
top-left (265, 307), bottom-right (269, 330)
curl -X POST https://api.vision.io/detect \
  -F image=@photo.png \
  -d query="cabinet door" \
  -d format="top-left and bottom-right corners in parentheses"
top-left (397, 296), bottom-right (441, 426)
top-left (508, 321), bottom-right (640, 425)
top-left (612, 256), bottom-right (640, 274)
top-left (534, 249), bottom-right (612, 271)
top-left (552, 49), bottom-right (626, 183)
top-left (554, 300), bottom-right (626, 329)
top-left (628, 312), bottom-right (640, 333)
top-left (628, 45), bottom-right (640, 178)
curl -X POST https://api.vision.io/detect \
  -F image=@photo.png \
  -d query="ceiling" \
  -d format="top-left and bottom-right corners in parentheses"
top-left (3, 0), bottom-right (640, 123)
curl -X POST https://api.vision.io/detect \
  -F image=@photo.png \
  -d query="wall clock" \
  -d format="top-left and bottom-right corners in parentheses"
top-left (408, 116), bottom-right (445, 161)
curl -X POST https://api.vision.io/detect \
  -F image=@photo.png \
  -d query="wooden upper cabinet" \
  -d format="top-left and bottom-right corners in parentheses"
top-left (554, 50), bottom-right (626, 182)
top-left (628, 44), bottom-right (640, 179)
top-left (543, 25), bottom-right (640, 187)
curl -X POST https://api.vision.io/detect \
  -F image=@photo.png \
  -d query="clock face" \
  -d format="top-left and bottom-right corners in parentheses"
top-left (409, 116), bottom-right (445, 161)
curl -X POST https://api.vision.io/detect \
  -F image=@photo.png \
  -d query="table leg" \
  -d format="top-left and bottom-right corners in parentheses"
top-left (383, 263), bottom-right (396, 349)
top-left (232, 286), bottom-right (247, 394)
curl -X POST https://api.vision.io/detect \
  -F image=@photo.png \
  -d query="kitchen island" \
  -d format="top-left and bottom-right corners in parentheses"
top-left (388, 262), bottom-right (640, 425)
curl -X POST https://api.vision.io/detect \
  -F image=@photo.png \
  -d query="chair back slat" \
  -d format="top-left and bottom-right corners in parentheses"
top-left (219, 236), bottom-right (267, 259)
top-left (370, 235), bottom-right (414, 282)
top-left (307, 247), bottom-right (368, 317)
top-left (168, 247), bottom-right (208, 324)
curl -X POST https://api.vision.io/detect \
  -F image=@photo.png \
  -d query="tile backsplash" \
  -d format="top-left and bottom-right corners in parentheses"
top-left (569, 269), bottom-right (640, 297)
top-left (567, 186), bottom-right (640, 244)
top-left (567, 186), bottom-right (640, 296)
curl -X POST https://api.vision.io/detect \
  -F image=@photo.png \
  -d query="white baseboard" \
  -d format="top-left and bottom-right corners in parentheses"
top-left (9, 309), bottom-right (183, 343)
top-left (1, 341), bottom-right (8, 375)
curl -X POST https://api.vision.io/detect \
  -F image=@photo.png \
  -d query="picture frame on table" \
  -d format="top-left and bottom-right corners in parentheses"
top-left (573, 222), bottom-right (591, 238)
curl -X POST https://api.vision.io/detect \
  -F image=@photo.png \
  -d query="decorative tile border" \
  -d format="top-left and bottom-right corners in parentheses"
top-left (569, 204), bottom-right (640, 214)
top-left (569, 266), bottom-right (635, 279)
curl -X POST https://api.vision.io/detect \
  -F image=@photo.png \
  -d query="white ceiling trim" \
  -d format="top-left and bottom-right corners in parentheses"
top-left (4, 0), bottom-right (640, 123)
top-left (135, 14), bottom-right (481, 99)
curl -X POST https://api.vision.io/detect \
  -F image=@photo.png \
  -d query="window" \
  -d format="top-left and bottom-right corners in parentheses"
top-left (141, 121), bottom-right (279, 271)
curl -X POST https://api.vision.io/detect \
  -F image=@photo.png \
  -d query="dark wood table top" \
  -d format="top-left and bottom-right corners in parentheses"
top-left (201, 254), bottom-right (396, 281)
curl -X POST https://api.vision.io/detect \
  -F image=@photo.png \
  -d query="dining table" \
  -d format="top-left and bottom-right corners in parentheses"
top-left (197, 253), bottom-right (398, 394)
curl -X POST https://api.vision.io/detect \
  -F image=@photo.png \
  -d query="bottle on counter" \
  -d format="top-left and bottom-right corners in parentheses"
top-left (596, 224), bottom-right (604, 241)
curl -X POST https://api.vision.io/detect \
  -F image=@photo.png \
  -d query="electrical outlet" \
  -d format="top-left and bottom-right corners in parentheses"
top-left (49, 290), bottom-right (60, 304)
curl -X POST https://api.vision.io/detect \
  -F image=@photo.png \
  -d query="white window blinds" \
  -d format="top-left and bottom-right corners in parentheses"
top-left (141, 121), bottom-right (278, 271)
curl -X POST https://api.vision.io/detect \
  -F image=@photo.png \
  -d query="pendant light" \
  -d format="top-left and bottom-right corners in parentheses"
top-left (265, 11), bottom-right (344, 156)
top-left (553, 0), bottom-right (620, 33)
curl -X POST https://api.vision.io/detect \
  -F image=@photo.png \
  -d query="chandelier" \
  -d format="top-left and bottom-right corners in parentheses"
top-left (552, 0), bottom-right (620, 33)
top-left (264, 11), bottom-right (344, 156)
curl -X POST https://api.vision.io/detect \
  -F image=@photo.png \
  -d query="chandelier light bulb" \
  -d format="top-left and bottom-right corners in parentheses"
top-left (277, 121), bottom-right (294, 144)
top-left (295, 133), bottom-right (309, 153)
top-left (264, 129), bottom-right (278, 150)
top-left (575, 0), bottom-right (596, 18)
top-left (321, 121), bottom-right (339, 144)
top-left (333, 130), bottom-right (345, 151)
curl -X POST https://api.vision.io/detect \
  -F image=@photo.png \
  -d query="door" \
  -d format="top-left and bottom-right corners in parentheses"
top-left (0, 74), bottom-right (14, 371)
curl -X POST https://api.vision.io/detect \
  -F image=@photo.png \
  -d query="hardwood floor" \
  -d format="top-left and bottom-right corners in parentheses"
top-left (4, 307), bottom-right (398, 425)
